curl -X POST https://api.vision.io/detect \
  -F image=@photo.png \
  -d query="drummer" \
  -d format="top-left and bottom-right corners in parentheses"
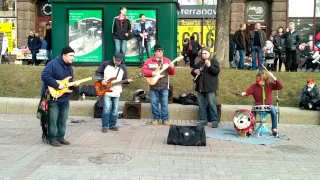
top-left (240, 70), bottom-right (284, 136)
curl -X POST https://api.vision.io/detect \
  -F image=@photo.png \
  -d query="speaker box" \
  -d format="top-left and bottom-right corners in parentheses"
top-left (69, 86), bottom-right (80, 100)
top-left (123, 102), bottom-right (141, 119)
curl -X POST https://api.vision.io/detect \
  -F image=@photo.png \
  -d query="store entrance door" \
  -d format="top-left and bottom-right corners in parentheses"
top-left (36, 17), bottom-right (51, 38)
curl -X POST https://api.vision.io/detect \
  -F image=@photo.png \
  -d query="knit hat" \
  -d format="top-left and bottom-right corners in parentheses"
top-left (307, 78), bottom-right (315, 83)
top-left (114, 52), bottom-right (124, 61)
top-left (201, 46), bottom-right (210, 53)
top-left (61, 46), bottom-right (75, 55)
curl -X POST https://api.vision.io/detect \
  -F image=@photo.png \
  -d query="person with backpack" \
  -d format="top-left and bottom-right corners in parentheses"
top-left (187, 35), bottom-right (201, 68)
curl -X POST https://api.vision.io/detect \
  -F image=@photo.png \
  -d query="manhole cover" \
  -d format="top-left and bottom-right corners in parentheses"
top-left (274, 145), bottom-right (317, 154)
top-left (88, 153), bottom-right (132, 164)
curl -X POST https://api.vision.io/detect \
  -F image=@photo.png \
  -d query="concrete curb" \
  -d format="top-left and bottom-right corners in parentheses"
top-left (0, 97), bottom-right (319, 125)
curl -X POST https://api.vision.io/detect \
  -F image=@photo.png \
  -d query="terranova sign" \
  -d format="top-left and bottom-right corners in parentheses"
top-left (245, 1), bottom-right (269, 23)
top-left (178, 5), bottom-right (217, 19)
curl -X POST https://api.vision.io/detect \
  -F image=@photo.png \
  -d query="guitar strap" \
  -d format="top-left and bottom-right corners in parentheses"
top-left (115, 66), bottom-right (121, 79)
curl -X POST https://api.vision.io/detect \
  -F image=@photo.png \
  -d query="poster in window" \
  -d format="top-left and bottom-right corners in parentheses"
top-left (68, 9), bottom-right (103, 63)
top-left (113, 10), bottom-right (157, 63)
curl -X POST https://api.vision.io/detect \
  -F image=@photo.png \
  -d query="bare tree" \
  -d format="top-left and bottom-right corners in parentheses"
top-left (214, 0), bottom-right (231, 67)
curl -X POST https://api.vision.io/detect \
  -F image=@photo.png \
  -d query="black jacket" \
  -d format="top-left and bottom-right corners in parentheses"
top-left (112, 16), bottom-right (131, 40)
top-left (191, 59), bottom-right (220, 93)
top-left (249, 29), bottom-right (267, 48)
top-left (28, 35), bottom-right (41, 52)
top-left (234, 29), bottom-right (247, 50)
top-left (45, 29), bottom-right (52, 50)
top-left (284, 30), bottom-right (300, 50)
top-left (273, 33), bottom-right (285, 53)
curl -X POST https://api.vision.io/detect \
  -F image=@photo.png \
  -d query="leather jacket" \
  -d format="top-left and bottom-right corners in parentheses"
top-left (273, 33), bottom-right (285, 53)
top-left (284, 30), bottom-right (300, 51)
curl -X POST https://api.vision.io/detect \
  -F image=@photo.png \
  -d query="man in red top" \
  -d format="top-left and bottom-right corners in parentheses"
top-left (141, 45), bottom-right (176, 126)
top-left (240, 70), bottom-right (283, 136)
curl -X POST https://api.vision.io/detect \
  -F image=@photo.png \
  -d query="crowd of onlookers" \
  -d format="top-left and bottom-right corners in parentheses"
top-left (27, 23), bottom-right (52, 66)
top-left (229, 22), bottom-right (320, 72)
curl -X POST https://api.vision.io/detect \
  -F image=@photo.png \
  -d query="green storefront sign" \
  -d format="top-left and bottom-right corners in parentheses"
top-left (68, 9), bottom-right (103, 63)
top-left (124, 9), bottom-right (157, 63)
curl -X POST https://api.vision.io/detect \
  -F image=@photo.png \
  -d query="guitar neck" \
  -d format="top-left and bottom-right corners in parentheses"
top-left (109, 80), bottom-right (127, 87)
top-left (158, 58), bottom-right (181, 74)
top-left (68, 77), bottom-right (93, 87)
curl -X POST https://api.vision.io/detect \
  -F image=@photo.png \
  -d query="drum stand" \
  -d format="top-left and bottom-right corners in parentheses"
top-left (255, 112), bottom-right (272, 137)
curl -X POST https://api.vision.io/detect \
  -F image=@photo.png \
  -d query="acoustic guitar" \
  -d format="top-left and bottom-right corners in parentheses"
top-left (48, 76), bottom-right (98, 99)
top-left (146, 55), bottom-right (184, 86)
top-left (94, 78), bottom-right (133, 97)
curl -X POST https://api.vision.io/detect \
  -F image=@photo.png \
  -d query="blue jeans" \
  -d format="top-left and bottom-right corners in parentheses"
top-left (31, 51), bottom-right (37, 65)
top-left (252, 105), bottom-right (278, 129)
top-left (48, 101), bottom-right (69, 143)
top-left (149, 89), bottom-right (169, 122)
top-left (237, 50), bottom-right (245, 69)
top-left (46, 50), bottom-right (52, 61)
top-left (251, 46), bottom-right (263, 70)
top-left (102, 95), bottom-right (120, 128)
top-left (138, 40), bottom-right (151, 64)
top-left (196, 92), bottom-right (219, 124)
top-left (114, 39), bottom-right (127, 64)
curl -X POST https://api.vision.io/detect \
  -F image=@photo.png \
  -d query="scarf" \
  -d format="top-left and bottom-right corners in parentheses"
top-left (261, 85), bottom-right (266, 105)
top-left (117, 15), bottom-right (127, 29)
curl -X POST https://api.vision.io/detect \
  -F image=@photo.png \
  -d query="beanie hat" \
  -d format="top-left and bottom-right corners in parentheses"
top-left (61, 46), bottom-right (75, 55)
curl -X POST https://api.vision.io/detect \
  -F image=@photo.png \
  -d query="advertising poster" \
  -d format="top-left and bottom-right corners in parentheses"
top-left (124, 10), bottom-right (157, 63)
top-left (68, 9), bottom-right (103, 63)
top-left (0, 23), bottom-right (13, 52)
top-left (177, 20), bottom-right (215, 53)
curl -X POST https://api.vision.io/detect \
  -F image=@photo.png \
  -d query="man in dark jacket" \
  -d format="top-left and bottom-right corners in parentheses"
top-left (249, 23), bottom-right (267, 70)
top-left (191, 46), bottom-right (220, 128)
top-left (133, 14), bottom-right (154, 67)
top-left (273, 27), bottom-right (286, 71)
top-left (187, 35), bottom-right (201, 68)
top-left (28, 30), bottom-right (42, 65)
top-left (45, 23), bottom-right (52, 64)
top-left (283, 22), bottom-right (300, 72)
top-left (233, 23), bottom-right (248, 69)
top-left (112, 7), bottom-right (131, 64)
top-left (41, 46), bottom-right (79, 147)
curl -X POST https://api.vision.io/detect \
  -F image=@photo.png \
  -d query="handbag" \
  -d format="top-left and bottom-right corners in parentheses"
top-left (167, 124), bottom-right (206, 146)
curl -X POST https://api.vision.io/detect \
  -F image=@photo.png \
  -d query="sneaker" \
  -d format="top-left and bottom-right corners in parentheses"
top-left (102, 128), bottom-right (108, 133)
top-left (272, 129), bottom-right (278, 137)
top-left (163, 121), bottom-right (171, 126)
top-left (199, 121), bottom-right (208, 126)
top-left (109, 127), bottom-right (119, 131)
top-left (60, 140), bottom-right (70, 145)
top-left (152, 120), bottom-right (159, 126)
top-left (212, 123), bottom-right (219, 128)
top-left (50, 141), bottom-right (61, 147)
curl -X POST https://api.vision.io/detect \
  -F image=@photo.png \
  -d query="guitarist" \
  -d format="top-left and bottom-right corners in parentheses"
top-left (41, 46), bottom-right (79, 147)
top-left (95, 53), bottom-right (131, 133)
top-left (191, 46), bottom-right (220, 128)
top-left (141, 45), bottom-right (176, 126)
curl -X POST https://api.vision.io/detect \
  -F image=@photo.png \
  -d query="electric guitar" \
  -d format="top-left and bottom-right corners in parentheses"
top-left (94, 78), bottom-right (133, 97)
top-left (146, 55), bottom-right (184, 86)
top-left (48, 76), bottom-right (98, 99)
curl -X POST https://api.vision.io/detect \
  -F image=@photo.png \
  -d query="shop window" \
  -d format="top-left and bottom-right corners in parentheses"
top-left (0, 17), bottom-right (17, 52)
top-left (287, 18), bottom-right (314, 45)
top-left (0, 0), bottom-right (16, 17)
top-left (288, 0), bottom-right (314, 17)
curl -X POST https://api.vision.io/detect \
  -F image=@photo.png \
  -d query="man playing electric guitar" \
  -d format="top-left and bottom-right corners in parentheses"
top-left (41, 46), bottom-right (79, 147)
top-left (95, 53), bottom-right (132, 133)
top-left (141, 44), bottom-right (176, 126)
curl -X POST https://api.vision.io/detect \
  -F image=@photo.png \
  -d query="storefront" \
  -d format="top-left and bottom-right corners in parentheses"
top-left (50, 0), bottom-right (179, 66)
top-left (178, 4), bottom-right (216, 53)
top-left (0, 0), bottom-right (17, 54)
top-left (36, 0), bottom-right (52, 38)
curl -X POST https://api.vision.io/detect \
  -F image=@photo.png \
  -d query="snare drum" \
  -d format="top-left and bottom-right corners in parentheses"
top-left (252, 105), bottom-right (271, 112)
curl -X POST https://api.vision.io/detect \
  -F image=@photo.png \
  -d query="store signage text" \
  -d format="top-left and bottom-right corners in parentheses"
top-left (179, 5), bottom-right (217, 19)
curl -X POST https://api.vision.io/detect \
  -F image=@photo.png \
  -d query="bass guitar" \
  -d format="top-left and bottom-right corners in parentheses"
top-left (94, 78), bottom-right (133, 97)
top-left (146, 55), bottom-right (184, 86)
top-left (48, 76), bottom-right (98, 99)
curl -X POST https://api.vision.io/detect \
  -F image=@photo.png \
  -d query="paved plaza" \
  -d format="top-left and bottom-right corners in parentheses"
top-left (0, 114), bottom-right (320, 180)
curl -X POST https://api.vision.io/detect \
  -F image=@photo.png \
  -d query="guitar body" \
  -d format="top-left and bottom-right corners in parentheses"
top-left (94, 77), bottom-right (117, 97)
top-left (145, 66), bottom-right (165, 86)
top-left (48, 76), bottom-right (73, 99)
